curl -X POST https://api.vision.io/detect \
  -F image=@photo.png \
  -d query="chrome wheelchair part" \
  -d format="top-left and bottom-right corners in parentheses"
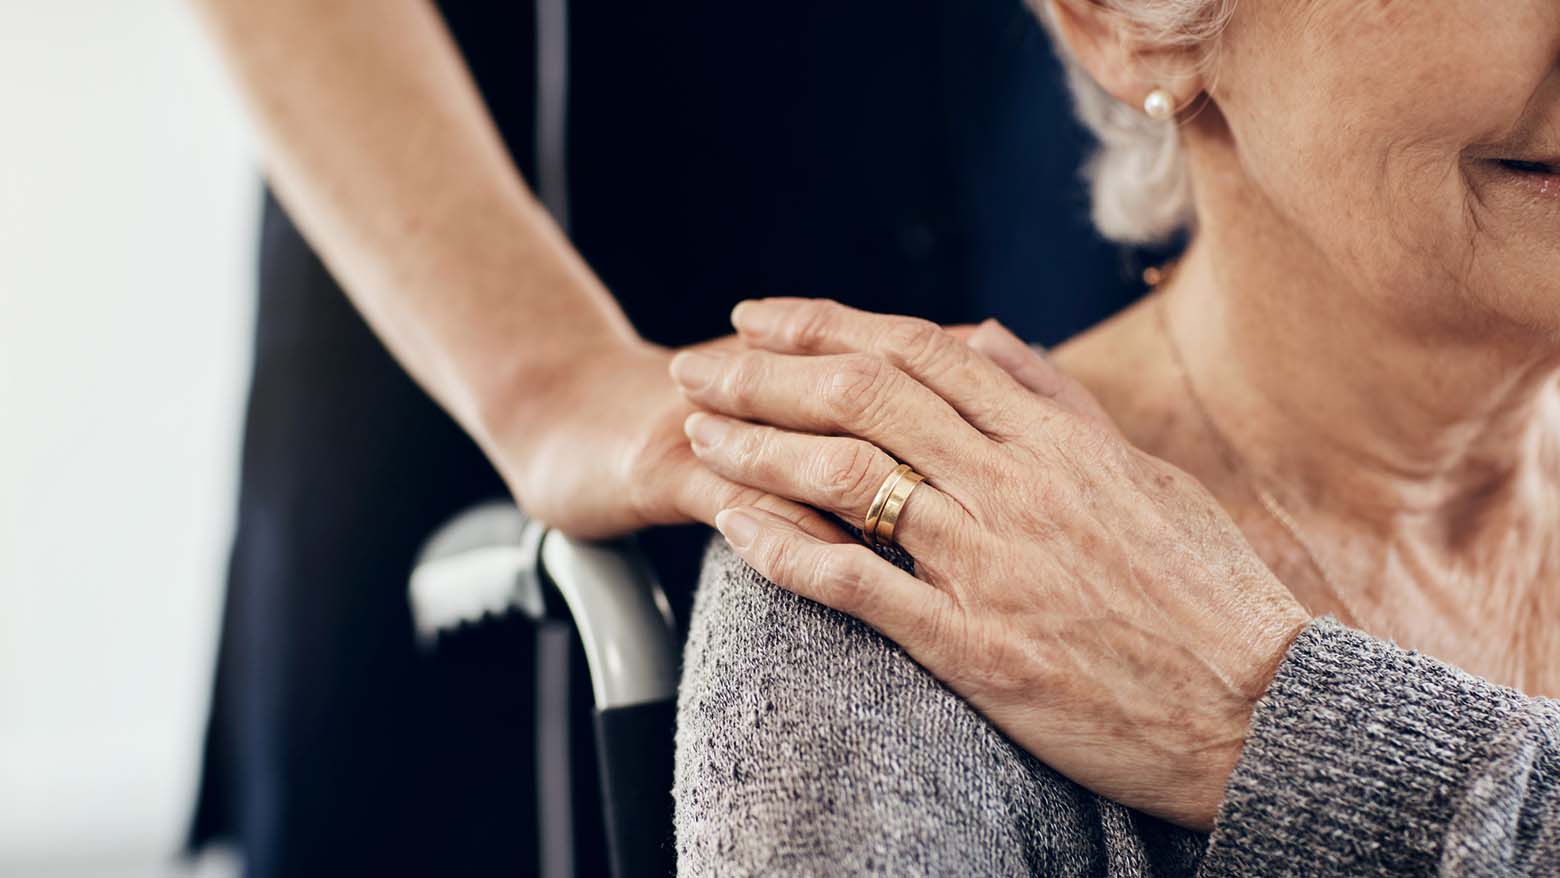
top-left (409, 502), bottom-right (679, 711)
top-left (409, 502), bottom-right (547, 644)
top-left (539, 530), bottom-right (678, 710)
top-left (408, 502), bottom-right (679, 878)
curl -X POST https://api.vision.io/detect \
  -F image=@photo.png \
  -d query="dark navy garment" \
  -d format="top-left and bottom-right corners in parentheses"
top-left (190, 2), bottom-right (1154, 875)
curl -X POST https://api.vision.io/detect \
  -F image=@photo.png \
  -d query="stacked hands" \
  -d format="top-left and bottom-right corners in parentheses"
top-left (667, 298), bottom-right (1311, 832)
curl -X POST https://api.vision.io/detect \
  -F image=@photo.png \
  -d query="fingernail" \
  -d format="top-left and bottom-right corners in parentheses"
top-left (731, 300), bottom-right (777, 339)
top-left (669, 350), bottom-right (720, 390)
top-left (715, 508), bottom-right (760, 550)
top-left (684, 412), bottom-right (730, 449)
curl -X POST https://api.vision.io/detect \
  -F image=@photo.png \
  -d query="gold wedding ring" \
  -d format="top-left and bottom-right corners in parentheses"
top-left (863, 463), bottom-right (925, 547)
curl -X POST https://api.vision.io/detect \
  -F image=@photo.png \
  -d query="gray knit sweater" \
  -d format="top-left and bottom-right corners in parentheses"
top-left (674, 539), bottom-right (1560, 876)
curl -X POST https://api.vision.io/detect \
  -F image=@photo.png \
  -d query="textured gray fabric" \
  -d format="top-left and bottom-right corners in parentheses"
top-left (1203, 620), bottom-right (1560, 876)
top-left (675, 538), bottom-right (1560, 877)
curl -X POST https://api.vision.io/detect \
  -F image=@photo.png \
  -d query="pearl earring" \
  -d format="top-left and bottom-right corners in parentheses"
top-left (1143, 88), bottom-right (1175, 121)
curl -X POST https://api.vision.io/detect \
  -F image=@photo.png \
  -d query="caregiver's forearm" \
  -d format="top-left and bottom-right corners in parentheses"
top-left (1200, 619), bottom-right (1560, 877)
top-left (188, 0), bottom-right (634, 445)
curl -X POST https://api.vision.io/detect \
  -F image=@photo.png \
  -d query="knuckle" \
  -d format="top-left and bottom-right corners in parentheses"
top-left (1070, 418), bottom-right (1128, 470)
top-left (817, 441), bottom-right (881, 508)
top-left (722, 350), bottom-right (767, 401)
top-left (755, 528), bottom-right (796, 580)
top-left (824, 354), bottom-right (892, 423)
top-left (1041, 411), bottom-right (1118, 465)
top-left (881, 318), bottom-right (953, 371)
top-left (812, 545), bottom-right (871, 612)
top-left (729, 422), bottom-right (770, 469)
top-left (785, 299), bottom-right (840, 350)
top-left (1053, 415), bottom-right (1104, 453)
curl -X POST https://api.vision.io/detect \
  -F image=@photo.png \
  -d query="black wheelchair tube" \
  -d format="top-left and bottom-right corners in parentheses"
top-left (540, 531), bottom-right (679, 878)
top-left (593, 699), bottom-right (676, 878)
top-left (410, 506), bottom-right (681, 878)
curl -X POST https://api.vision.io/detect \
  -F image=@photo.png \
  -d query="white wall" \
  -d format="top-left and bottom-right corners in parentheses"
top-left (0, 2), bottom-right (254, 874)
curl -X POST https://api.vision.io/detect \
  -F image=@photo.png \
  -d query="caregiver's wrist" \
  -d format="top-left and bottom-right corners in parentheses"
top-left (472, 333), bottom-right (661, 456)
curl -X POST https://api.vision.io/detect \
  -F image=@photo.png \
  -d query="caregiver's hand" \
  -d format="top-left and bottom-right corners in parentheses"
top-left (668, 299), bottom-right (1312, 832)
top-left (510, 335), bottom-right (848, 541)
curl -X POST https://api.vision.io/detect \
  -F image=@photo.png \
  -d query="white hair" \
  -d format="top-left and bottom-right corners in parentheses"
top-left (1029, 0), bottom-right (1236, 244)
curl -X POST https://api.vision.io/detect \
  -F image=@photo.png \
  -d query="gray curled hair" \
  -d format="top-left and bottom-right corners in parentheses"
top-left (1029, 0), bottom-right (1236, 244)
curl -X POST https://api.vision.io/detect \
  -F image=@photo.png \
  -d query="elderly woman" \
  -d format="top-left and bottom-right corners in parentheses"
top-left (671, 0), bottom-right (1560, 875)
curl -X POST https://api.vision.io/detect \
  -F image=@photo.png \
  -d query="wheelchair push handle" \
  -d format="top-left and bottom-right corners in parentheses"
top-left (409, 502), bottom-right (678, 710)
top-left (410, 503), bottom-right (679, 878)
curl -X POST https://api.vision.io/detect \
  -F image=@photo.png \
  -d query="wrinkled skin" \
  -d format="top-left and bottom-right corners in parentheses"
top-left (672, 298), bottom-right (1310, 831)
top-left (508, 336), bottom-right (849, 542)
top-left (672, 0), bottom-right (1560, 832)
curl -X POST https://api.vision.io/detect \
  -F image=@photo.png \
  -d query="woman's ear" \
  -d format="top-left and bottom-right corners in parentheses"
top-left (1045, 0), bottom-right (1205, 117)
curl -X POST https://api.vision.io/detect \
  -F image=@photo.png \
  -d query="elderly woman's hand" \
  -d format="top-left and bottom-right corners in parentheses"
top-left (668, 298), bottom-right (1312, 832)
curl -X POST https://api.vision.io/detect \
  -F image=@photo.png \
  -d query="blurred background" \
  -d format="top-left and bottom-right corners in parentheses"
top-left (1, 2), bottom-right (251, 875)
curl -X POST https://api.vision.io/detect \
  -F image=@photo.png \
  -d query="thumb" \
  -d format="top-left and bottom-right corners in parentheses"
top-left (966, 319), bottom-right (1121, 435)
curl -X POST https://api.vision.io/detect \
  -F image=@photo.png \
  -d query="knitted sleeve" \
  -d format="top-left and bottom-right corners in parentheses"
top-left (1200, 618), bottom-right (1560, 877)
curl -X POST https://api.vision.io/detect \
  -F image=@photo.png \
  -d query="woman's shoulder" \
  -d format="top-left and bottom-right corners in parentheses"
top-left (674, 538), bottom-right (1196, 877)
top-left (1050, 296), bottom-right (1225, 481)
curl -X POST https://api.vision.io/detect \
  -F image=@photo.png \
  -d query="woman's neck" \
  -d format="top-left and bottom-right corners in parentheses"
top-left (1054, 177), bottom-right (1560, 689)
top-left (1139, 232), bottom-right (1560, 691)
top-left (1162, 230), bottom-right (1560, 550)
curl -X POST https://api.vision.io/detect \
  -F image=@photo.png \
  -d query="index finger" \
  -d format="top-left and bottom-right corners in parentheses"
top-left (730, 298), bottom-right (1045, 440)
top-left (713, 505), bottom-right (960, 655)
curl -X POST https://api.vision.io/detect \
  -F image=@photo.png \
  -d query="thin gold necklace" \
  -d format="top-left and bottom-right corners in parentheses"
top-left (1150, 273), bottom-right (1370, 629)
